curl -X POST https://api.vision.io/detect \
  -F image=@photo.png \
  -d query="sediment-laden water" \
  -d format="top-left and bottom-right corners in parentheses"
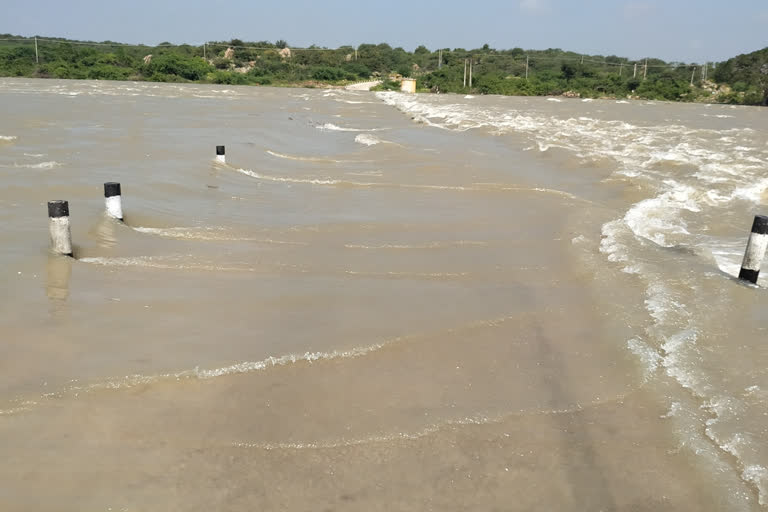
top-left (1, 77), bottom-right (767, 511)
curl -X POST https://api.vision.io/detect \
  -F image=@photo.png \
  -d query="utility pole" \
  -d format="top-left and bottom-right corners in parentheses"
top-left (438, 49), bottom-right (442, 69)
top-left (463, 59), bottom-right (467, 87)
top-left (643, 59), bottom-right (648, 80)
top-left (690, 67), bottom-right (696, 86)
top-left (525, 55), bottom-right (529, 79)
top-left (633, 63), bottom-right (637, 78)
top-left (469, 59), bottom-right (472, 88)
top-left (355, 48), bottom-right (358, 61)
top-left (619, 63), bottom-right (623, 77)
top-left (34, 36), bottom-right (39, 65)
top-left (581, 55), bottom-right (584, 65)
top-left (203, 42), bottom-right (206, 59)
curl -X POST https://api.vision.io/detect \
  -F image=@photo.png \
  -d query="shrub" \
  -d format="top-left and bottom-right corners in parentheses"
top-left (145, 54), bottom-right (212, 80)
top-left (311, 66), bottom-right (345, 81)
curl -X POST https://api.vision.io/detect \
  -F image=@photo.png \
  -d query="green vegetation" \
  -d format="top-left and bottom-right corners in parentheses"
top-left (0, 35), bottom-right (765, 105)
top-left (712, 47), bottom-right (768, 105)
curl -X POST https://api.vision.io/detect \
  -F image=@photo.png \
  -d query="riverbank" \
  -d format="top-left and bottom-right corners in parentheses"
top-left (1, 36), bottom-right (765, 105)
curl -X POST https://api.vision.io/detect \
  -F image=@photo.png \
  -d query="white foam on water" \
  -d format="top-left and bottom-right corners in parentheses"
top-left (235, 167), bottom-right (575, 195)
top-left (464, 95), bottom-right (475, 99)
top-left (0, 135), bottom-right (17, 141)
top-left (235, 166), bottom-right (465, 190)
top-left (79, 255), bottom-right (257, 273)
top-left (598, 186), bottom-right (768, 502)
top-left (623, 182), bottom-right (700, 247)
top-left (132, 226), bottom-right (307, 245)
top-left (731, 177), bottom-right (768, 202)
top-left (709, 243), bottom-right (747, 279)
top-left (661, 329), bottom-right (707, 393)
top-left (236, 167), bottom-right (342, 185)
top-left (318, 123), bottom-right (387, 132)
top-left (375, 92), bottom-right (765, 199)
top-left (660, 401), bottom-right (683, 419)
top-left (231, 388), bottom-right (642, 451)
top-left (227, 391), bottom-right (640, 452)
top-left (626, 337), bottom-right (662, 383)
top-left (265, 149), bottom-right (350, 164)
top-left (546, 98), bottom-right (562, 102)
top-left (743, 466), bottom-right (768, 506)
top-left (599, 219), bottom-right (633, 268)
top-left (354, 133), bottom-right (381, 146)
top-left (702, 395), bottom-right (768, 505)
top-left (233, 415), bottom-right (493, 451)
top-left (571, 234), bottom-right (587, 244)
top-left (346, 170), bottom-right (383, 177)
top-left (7, 161), bottom-right (62, 169)
top-left (0, 342), bottom-right (392, 417)
top-left (2, 314), bottom-right (522, 417)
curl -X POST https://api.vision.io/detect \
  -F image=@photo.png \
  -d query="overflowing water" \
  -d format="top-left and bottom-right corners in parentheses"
top-left (1, 78), bottom-right (767, 511)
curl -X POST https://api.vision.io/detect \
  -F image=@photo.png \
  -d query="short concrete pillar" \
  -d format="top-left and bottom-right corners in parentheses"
top-left (400, 78), bottom-right (416, 94)
top-left (216, 145), bottom-right (226, 164)
top-left (104, 182), bottom-right (123, 221)
top-left (739, 215), bottom-right (768, 284)
top-left (48, 200), bottom-right (73, 257)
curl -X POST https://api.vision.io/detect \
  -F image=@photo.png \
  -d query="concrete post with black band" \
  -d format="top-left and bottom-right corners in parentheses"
top-left (739, 215), bottom-right (768, 284)
top-left (104, 182), bottom-right (123, 221)
top-left (216, 145), bottom-right (226, 164)
top-left (48, 200), bottom-right (73, 257)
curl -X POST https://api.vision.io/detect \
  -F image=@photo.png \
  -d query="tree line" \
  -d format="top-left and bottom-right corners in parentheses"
top-left (0, 35), bottom-right (765, 105)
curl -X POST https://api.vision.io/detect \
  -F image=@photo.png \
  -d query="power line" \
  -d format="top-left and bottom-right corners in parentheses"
top-left (0, 37), bottom-right (711, 71)
top-left (0, 38), bottom-right (713, 66)
top-left (0, 37), bottom-right (348, 52)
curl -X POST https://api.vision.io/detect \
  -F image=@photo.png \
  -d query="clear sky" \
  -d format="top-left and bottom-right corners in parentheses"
top-left (2, 0), bottom-right (766, 63)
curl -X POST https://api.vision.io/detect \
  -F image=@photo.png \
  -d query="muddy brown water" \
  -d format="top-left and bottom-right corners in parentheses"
top-left (1, 78), bottom-right (767, 511)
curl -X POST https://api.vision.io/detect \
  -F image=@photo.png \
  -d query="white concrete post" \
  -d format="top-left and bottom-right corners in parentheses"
top-left (104, 182), bottom-right (123, 221)
top-left (48, 200), bottom-right (73, 257)
top-left (739, 215), bottom-right (768, 284)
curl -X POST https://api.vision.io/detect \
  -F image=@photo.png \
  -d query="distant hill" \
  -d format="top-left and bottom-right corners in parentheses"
top-left (713, 47), bottom-right (768, 105)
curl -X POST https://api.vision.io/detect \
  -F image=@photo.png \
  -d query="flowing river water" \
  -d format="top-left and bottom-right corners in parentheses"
top-left (1, 78), bottom-right (767, 511)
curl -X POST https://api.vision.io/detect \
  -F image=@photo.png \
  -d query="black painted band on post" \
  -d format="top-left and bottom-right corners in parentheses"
top-left (216, 145), bottom-right (225, 155)
top-left (104, 182), bottom-right (121, 198)
top-left (48, 200), bottom-right (69, 218)
top-left (750, 215), bottom-right (768, 235)
top-left (739, 268), bottom-right (760, 283)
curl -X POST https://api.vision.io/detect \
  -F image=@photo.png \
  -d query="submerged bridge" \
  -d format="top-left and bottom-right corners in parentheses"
top-left (344, 80), bottom-right (383, 91)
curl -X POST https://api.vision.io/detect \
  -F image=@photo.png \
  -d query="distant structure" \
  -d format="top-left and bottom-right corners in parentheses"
top-left (344, 80), bottom-right (383, 91)
top-left (279, 48), bottom-right (292, 59)
top-left (143, 55), bottom-right (152, 65)
top-left (400, 78), bottom-right (416, 94)
top-left (224, 47), bottom-right (235, 60)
